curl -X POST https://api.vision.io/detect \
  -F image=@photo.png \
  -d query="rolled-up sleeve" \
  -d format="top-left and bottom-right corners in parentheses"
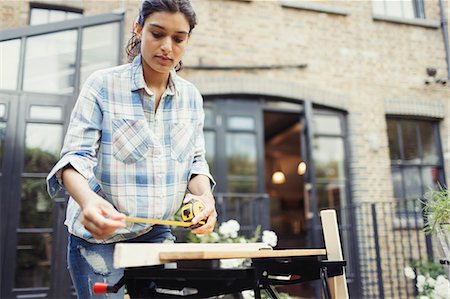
top-left (187, 90), bottom-right (216, 191)
top-left (46, 73), bottom-right (104, 198)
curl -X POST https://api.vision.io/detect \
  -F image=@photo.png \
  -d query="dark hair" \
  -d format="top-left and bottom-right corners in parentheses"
top-left (126, 0), bottom-right (197, 70)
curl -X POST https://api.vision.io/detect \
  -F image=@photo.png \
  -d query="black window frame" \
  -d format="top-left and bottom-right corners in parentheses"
top-left (374, 0), bottom-right (426, 19)
top-left (386, 116), bottom-right (446, 221)
top-left (29, 2), bottom-right (83, 25)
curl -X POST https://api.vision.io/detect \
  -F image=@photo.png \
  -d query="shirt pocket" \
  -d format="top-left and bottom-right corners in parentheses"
top-left (112, 118), bottom-right (151, 164)
top-left (171, 122), bottom-right (195, 162)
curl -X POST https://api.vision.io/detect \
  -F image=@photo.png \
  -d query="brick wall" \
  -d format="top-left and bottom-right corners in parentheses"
top-left (2, 0), bottom-right (448, 224)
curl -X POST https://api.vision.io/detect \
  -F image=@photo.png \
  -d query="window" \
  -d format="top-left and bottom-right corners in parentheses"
top-left (372, 0), bottom-right (425, 19)
top-left (29, 3), bottom-right (82, 25)
top-left (387, 118), bottom-right (444, 218)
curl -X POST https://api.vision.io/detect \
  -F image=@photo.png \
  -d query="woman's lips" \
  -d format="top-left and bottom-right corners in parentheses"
top-left (155, 55), bottom-right (172, 65)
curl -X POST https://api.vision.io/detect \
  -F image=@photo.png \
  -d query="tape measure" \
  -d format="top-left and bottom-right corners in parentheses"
top-left (181, 199), bottom-right (208, 228)
top-left (125, 199), bottom-right (208, 229)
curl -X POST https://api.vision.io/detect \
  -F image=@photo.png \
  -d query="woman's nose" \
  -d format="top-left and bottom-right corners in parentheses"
top-left (161, 37), bottom-right (172, 53)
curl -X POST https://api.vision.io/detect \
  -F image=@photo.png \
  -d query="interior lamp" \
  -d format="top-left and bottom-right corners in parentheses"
top-left (297, 161), bottom-right (307, 175)
top-left (272, 170), bottom-right (286, 184)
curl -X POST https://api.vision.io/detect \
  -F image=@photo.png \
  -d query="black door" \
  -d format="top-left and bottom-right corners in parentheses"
top-left (1, 93), bottom-right (71, 298)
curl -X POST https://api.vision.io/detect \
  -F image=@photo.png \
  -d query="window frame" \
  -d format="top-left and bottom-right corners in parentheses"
top-left (29, 2), bottom-right (83, 25)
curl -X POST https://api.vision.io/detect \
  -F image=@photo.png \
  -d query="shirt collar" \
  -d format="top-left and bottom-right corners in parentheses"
top-left (131, 54), bottom-right (177, 96)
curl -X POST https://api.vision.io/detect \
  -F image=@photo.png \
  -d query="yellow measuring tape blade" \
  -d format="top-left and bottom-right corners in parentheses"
top-left (125, 216), bottom-right (192, 228)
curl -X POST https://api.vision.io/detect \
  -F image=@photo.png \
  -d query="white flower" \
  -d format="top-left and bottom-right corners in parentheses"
top-left (219, 220), bottom-right (240, 239)
top-left (404, 266), bottom-right (416, 279)
top-left (427, 276), bottom-right (436, 288)
top-left (432, 275), bottom-right (450, 299)
top-left (262, 230), bottom-right (278, 247)
top-left (209, 232), bottom-right (220, 242)
top-left (417, 275), bottom-right (426, 292)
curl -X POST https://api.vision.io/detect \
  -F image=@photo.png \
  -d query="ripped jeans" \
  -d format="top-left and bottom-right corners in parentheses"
top-left (68, 225), bottom-right (174, 299)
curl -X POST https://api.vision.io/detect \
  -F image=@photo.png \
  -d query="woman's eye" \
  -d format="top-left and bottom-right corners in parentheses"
top-left (174, 37), bottom-right (184, 43)
top-left (151, 32), bottom-right (162, 38)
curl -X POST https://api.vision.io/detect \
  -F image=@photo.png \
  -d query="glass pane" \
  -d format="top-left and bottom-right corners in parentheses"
top-left (80, 23), bottom-right (120, 86)
top-left (401, 0), bottom-right (415, 18)
top-left (0, 104), bottom-right (6, 118)
top-left (387, 119), bottom-right (400, 160)
top-left (204, 107), bottom-right (214, 127)
top-left (403, 167), bottom-right (421, 199)
top-left (49, 10), bottom-right (65, 23)
top-left (372, 0), bottom-right (385, 15)
top-left (313, 114), bottom-right (341, 135)
top-left (24, 30), bottom-right (77, 94)
top-left (15, 233), bottom-right (52, 288)
top-left (204, 131), bottom-right (215, 174)
top-left (314, 137), bottom-right (345, 179)
top-left (30, 8), bottom-right (48, 25)
top-left (391, 167), bottom-right (404, 198)
top-left (386, 1), bottom-right (403, 18)
top-left (226, 133), bottom-right (257, 176)
top-left (0, 122), bottom-right (6, 169)
top-left (227, 116), bottom-right (255, 131)
top-left (0, 39), bottom-right (21, 90)
top-left (20, 178), bottom-right (53, 228)
top-left (401, 120), bottom-right (419, 161)
top-left (29, 105), bottom-right (63, 121)
top-left (419, 122), bottom-right (438, 164)
top-left (422, 166), bottom-right (442, 191)
top-left (24, 123), bottom-right (63, 173)
top-left (313, 114), bottom-right (342, 135)
top-left (67, 12), bottom-right (82, 20)
top-left (317, 182), bottom-right (345, 210)
top-left (228, 179), bottom-right (257, 193)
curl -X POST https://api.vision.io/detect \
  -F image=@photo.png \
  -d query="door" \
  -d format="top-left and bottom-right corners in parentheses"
top-left (1, 93), bottom-right (71, 298)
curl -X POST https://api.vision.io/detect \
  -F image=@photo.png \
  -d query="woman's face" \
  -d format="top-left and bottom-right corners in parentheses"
top-left (136, 11), bottom-right (190, 75)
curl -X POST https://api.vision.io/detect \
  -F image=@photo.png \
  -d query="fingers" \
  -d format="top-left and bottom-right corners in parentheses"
top-left (191, 212), bottom-right (217, 234)
top-left (81, 202), bottom-right (126, 240)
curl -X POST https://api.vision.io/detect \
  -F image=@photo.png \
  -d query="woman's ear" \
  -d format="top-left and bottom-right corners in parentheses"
top-left (133, 21), bottom-right (143, 38)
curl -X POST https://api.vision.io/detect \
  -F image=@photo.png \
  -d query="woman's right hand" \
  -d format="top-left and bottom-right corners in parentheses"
top-left (80, 193), bottom-right (126, 240)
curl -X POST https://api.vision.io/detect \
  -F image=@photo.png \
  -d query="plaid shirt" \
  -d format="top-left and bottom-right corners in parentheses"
top-left (47, 55), bottom-right (215, 243)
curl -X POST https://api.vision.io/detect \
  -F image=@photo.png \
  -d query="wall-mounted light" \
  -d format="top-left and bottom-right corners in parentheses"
top-left (272, 171), bottom-right (286, 184)
top-left (297, 161), bottom-right (307, 175)
top-left (425, 67), bottom-right (447, 85)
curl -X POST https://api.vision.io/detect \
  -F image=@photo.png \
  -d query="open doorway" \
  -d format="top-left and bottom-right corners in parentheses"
top-left (264, 111), bottom-right (308, 249)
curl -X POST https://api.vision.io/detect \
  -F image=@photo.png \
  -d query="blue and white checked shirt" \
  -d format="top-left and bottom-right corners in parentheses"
top-left (47, 55), bottom-right (215, 243)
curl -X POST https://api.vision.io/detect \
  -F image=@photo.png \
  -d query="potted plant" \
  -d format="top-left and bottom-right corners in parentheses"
top-left (422, 184), bottom-right (450, 260)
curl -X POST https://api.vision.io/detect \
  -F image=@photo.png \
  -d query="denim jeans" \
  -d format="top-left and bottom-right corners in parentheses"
top-left (67, 225), bottom-right (174, 299)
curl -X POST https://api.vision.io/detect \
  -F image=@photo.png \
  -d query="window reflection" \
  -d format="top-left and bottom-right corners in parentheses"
top-left (23, 30), bottom-right (77, 94)
top-left (204, 107), bottom-right (214, 128)
top-left (314, 137), bottom-right (345, 179)
top-left (0, 39), bottom-right (21, 90)
top-left (387, 119), bottom-right (400, 160)
top-left (204, 131), bottom-right (215, 174)
top-left (30, 8), bottom-right (82, 25)
top-left (15, 233), bottom-right (52, 288)
top-left (226, 133), bottom-right (257, 176)
top-left (403, 167), bottom-right (421, 199)
top-left (20, 178), bottom-right (53, 228)
top-left (80, 23), bottom-right (120, 87)
top-left (227, 116), bottom-right (255, 130)
top-left (419, 122), bottom-right (438, 164)
top-left (24, 123), bottom-right (63, 173)
top-left (29, 105), bottom-right (63, 121)
top-left (401, 121), bottom-right (419, 161)
top-left (314, 114), bottom-right (341, 135)
top-left (316, 182), bottom-right (345, 211)
top-left (228, 179), bottom-right (257, 193)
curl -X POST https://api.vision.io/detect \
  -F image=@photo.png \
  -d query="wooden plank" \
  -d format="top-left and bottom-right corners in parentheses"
top-left (320, 209), bottom-right (349, 299)
top-left (113, 242), bottom-right (271, 268)
top-left (159, 249), bottom-right (327, 261)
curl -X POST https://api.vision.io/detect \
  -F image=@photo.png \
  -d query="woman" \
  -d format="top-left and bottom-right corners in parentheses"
top-left (46, 0), bottom-right (216, 297)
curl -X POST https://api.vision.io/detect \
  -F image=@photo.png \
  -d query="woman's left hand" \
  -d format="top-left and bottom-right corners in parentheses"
top-left (183, 193), bottom-right (217, 234)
